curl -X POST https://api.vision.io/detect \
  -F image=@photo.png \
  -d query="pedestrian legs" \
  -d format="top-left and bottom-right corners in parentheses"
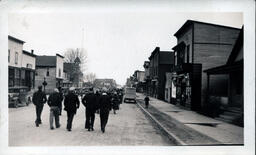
top-left (89, 112), bottom-right (95, 131)
top-left (100, 110), bottom-right (109, 133)
top-left (66, 112), bottom-right (74, 131)
top-left (35, 105), bottom-right (44, 126)
top-left (85, 109), bottom-right (90, 129)
top-left (49, 107), bottom-right (60, 129)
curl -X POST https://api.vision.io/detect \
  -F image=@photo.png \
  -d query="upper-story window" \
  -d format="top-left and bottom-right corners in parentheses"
top-left (185, 45), bottom-right (190, 63)
top-left (59, 68), bottom-right (61, 77)
top-left (15, 52), bottom-right (18, 64)
top-left (8, 49), bottom-right (10, 62)
top-left (174, 52), bottom-right (177, 66)
top-left (46, 68), bottom-right (49, 76)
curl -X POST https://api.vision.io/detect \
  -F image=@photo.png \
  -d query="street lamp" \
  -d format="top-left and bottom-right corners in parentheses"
top-left (42, 77), bottom-right (47, 92)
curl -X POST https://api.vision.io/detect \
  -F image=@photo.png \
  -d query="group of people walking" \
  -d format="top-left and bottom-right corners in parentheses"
top-left (32, 85), bottom-right (123, 133)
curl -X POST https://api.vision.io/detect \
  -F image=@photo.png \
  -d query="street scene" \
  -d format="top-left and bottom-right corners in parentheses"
top-left (7, 10), bottom-right (245, 148)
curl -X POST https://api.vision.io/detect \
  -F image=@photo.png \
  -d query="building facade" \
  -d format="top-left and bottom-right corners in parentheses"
top-left (8, 36), bottom-right (36, 91)
top-left (170, 20), bottom-right (241, 111)
top-left (35, 54), bottom-right (64, 94)
top-left (148, 47), bottom-right (174, 100)
top-left (204, 27), bottom-right (243, 126)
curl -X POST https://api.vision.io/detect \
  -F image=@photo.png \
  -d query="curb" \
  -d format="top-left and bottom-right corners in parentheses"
top-left (136, 101), bottom-right (187, 145)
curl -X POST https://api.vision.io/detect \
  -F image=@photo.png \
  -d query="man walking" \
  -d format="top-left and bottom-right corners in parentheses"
top-left (99, 92), bottom-right (111, 133)
top-left (47, 88), bottom-right (62, 130)
top-left (58, 87), bottom-right (64, 115)
top-left (32, 85), bottom-right (47, 127)
top-left (144, 95), bottom-right (150, 109)
top-left (64, 87), bottom-right (80, 131)
top-left (82, 88), bottom-right (96, 131)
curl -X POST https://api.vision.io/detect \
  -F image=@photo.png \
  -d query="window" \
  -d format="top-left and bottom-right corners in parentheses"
top-left (8, 49), bottom-right (10, 62)
top-left (46, 68), bottom-right (49, 76)
top-left (186, 45), bottom-right (190, 63)
top-left (59, 68), bottom-right (61, 77)
top-left (174, 52), bottom-right (177, 66)
top-left (15, 52), bottom-right (18, 64)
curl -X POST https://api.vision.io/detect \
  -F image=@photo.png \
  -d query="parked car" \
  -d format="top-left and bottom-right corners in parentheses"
top-left (124, 87), bottom-right (136, 103)
top-left (8, 86), bottom-right (33, 108)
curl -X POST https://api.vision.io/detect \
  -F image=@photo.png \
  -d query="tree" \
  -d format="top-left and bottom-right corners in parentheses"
top-left (64, 48), bottom-right (88, 72)
top-left (84, 72), bottom-right (97, 85)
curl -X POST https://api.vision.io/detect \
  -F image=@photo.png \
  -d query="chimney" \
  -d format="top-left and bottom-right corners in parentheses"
top-left (31, 49), bottom-right (34, 54)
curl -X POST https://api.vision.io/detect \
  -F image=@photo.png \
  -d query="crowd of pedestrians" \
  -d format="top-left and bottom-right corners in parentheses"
top-left (32, 85), bottom-right (123, 133)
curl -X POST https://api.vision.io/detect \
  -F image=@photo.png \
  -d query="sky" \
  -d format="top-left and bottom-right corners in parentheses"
top-left (8, 11), bottom-right (243, 85)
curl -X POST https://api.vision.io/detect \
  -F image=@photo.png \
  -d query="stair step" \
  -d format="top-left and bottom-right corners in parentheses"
top-left (215, 117), bottom-right (233, 123)
top-left (219, 114), bottom-right (237, 121)
top-left (227, 107), bottom-right (243, 113)
top-left (223, 111), bottom-right (242, 117)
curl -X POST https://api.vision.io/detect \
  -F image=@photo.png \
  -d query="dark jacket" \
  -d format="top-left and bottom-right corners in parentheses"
top-left (99, 94), bottom-right (111, 111)
top-left (144, 96), bottom-right (149, 104)
top-left (111, 94), bottom-right (119, 110)
top-left (82, 92), bottom-right (96, 110)
top-left (64, 92), bottom-right (80, 114)
top-left (47, 92), bottom-right (62, 107)
top-left (32, 90), bottom-right (47, 106)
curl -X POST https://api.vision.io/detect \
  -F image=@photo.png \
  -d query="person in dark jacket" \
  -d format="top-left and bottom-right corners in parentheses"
top-left (95, 91), bottom-right (101, 114)
top-left (111, 92), bottom-right (119, 114)
top-left (144, 95), bottom-right (149, 109)
top-left (32, 85), bottom-right (47, 127)
top-left (64, 87), bottom-right (80, 131)
top-left (99, 92), bottom-right (111, 133)
top-left (58, 87), bottom-right (64, 115)
top-left (82, 88), bottom-right (96, 131)
top-left (47, 88), bottom-right (62, 130)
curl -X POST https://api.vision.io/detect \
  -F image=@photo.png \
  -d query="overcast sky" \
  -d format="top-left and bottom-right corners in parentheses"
top-left (8, 11), bottom-right (243, 85)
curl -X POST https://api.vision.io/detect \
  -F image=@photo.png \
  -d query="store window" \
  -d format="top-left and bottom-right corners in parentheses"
top-left (59, 68), bottom-right (61, 77)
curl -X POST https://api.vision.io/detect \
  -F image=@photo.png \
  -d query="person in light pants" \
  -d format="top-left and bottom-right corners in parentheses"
top-left (48, 88), bottom-right (62, 130)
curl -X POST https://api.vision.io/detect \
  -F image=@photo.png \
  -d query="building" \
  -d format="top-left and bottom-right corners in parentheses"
top-left (148, 47), bottom-right (174, 100)
top-left (94, 79), bottom-right (117, 90)
top-left (143, 61), bottom-right (150, 94)
top-left (164, 72), bottom-right (173, 103)
top-left (170, 20), bottom-right (241, 111)
top-left (8, 36), bottom-right (36, 91)
top-left (133, 70), bottom-right (145, 92)
top-left (35, 54), bottom-right (64, 93)
top-left (204, 27), bottom-right (243, 126)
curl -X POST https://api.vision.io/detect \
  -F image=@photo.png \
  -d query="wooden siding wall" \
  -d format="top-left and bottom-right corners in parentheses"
top-left (193, 23), bottom-right (240, 106)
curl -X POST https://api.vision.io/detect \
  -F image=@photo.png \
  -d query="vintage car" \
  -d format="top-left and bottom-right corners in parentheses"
top-left (8, 86), bottom-right (33, 108)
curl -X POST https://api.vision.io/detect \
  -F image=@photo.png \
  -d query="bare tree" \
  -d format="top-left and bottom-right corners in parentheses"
top-left (84, 72), bottom-right (97, 84)
top-left (64, 48), bottom-right (88, 72)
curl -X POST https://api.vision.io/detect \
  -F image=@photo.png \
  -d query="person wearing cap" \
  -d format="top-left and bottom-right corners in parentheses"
top-left (99, 91), bottom-right (111, 133)
top-left (82, 87), bottom-right (97, 131)
top-left (47, 88), bottom-right (62, 130)
top-left (32, 85), bottom-right (47, 127)
top-left (111, 91), bottom-right (119, 114)
top-left (64, 87), bottom-right (80, 131)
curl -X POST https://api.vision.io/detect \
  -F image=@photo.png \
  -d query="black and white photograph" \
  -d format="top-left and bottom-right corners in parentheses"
top-left (0, 0), bottom-right (255, 155)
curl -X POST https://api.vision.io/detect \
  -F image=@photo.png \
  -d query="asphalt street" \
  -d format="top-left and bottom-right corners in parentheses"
top-left (9, 99), bottom-right (173, 146)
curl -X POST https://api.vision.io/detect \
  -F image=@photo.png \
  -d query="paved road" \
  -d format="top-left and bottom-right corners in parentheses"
top-left (9, 100), bottom-right (173, 146)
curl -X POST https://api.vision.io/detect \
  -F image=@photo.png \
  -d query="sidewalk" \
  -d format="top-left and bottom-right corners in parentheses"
top-left (136, 93), bottom-right (243, 145)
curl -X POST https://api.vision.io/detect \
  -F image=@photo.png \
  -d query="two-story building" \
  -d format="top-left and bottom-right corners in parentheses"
top-left (35, 54), bottom-right (64, 94)
top-left (133, 70), bottom-right (145, 92)
top-left (148, 47), bottom-right (174, 100)
top-left (170, 20), bottom-right (241, 111)
top-left (143, 61), bottom-right (150, 94)
top-left (204, 27), bottom-right (243, 126)
top-left (8, 36), bottom-right (36, 91)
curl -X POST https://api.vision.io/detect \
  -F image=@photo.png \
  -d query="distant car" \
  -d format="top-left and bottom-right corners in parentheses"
top-left (8, 86), bottom-right (33, 108)
top-left (124, 87), bottom-right (136, 103)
